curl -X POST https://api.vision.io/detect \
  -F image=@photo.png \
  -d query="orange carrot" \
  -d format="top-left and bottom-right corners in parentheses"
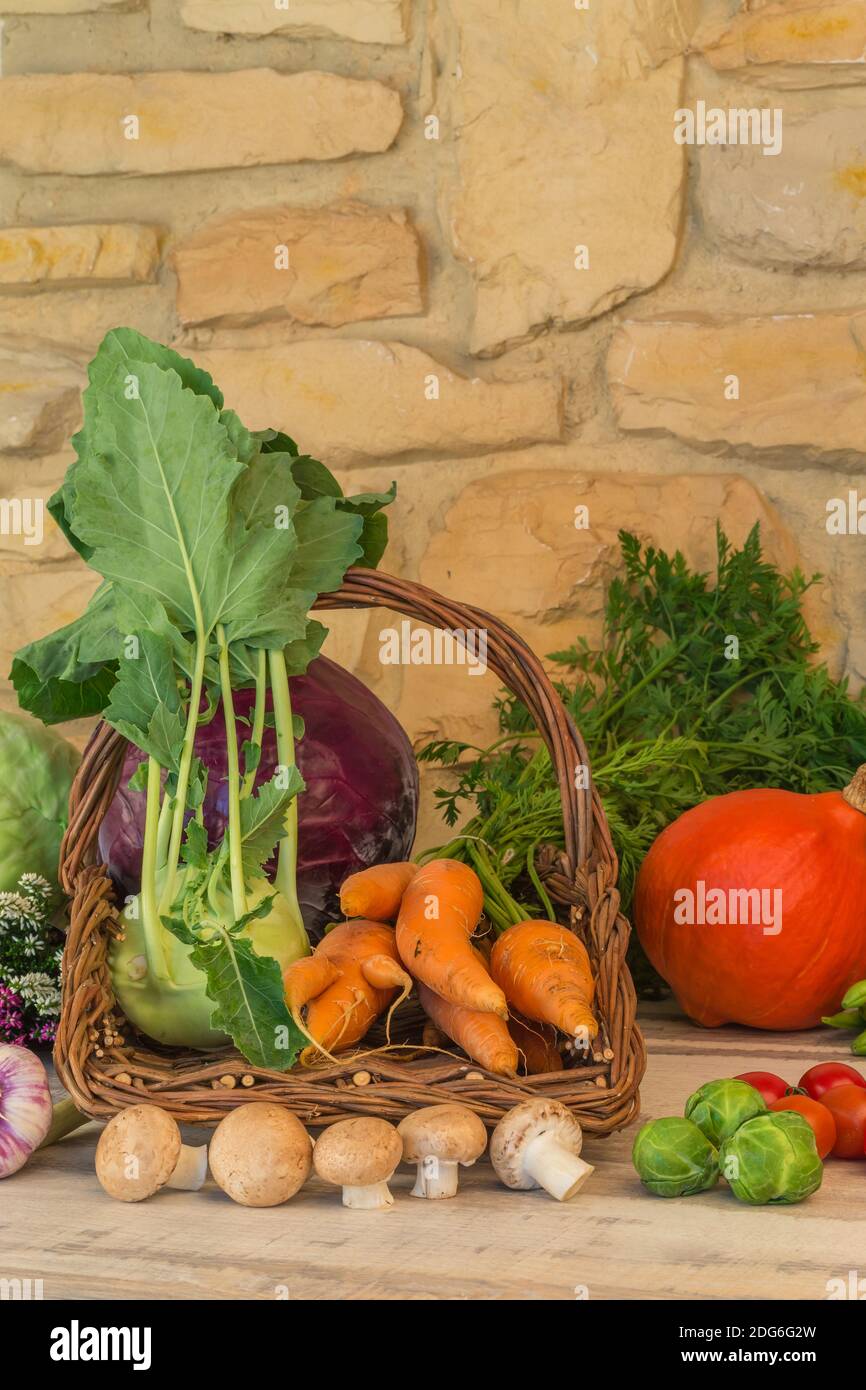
top-left (396, 859), bottom-right (507, 1018)
top-left (282, 919), bottom-right (412, 1059)
top-left (340, 862), bottom-right (417, 922)
top-left (508, 1012), bottom-right (564, 1076)
top-left (417, 982), bottom-right (518, 1077)
top-left (283, 954), bottom-right (340, 1014)
top-left (490, 920), bottom-right (598, 1043)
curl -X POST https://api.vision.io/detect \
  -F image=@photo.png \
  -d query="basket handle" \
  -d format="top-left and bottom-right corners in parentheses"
top-left (313, 569), bottom-right (619, 886)
top-left (60, 569), bottom-right (620, 898)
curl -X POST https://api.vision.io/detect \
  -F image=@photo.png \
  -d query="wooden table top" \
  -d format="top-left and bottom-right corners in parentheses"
top-left (4, 1003), bottom-right (864, 1301)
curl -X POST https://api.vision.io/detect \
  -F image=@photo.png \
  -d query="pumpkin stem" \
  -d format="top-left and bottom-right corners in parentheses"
top-left (842, 766), bottom-right (866, 814)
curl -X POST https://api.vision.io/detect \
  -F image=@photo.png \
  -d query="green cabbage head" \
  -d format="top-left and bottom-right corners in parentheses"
top-left (0, 711), bottom-right (79, 896)
top-left (685, 1078), bottom-right (767, 1147)
top-left (632, 1116), bottom-right (720, 1197)
top-left (720, 1110), bottom-right (823, 1205)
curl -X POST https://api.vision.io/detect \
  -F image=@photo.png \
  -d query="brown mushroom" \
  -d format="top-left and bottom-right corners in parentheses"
top-left (95, 1104), bottom-right (208, 1202)
top-left (313, 1116), bottom-right (402, 1209)
top-left (490, 1098), bottom-right (593, 1201)
top-left (397, 1103), bottom-right (488, 1199)
top-left (208, 1103), bottom-right (312, 1207)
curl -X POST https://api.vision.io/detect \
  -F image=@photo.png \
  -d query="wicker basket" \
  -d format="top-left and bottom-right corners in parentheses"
top-left (54, 569), bottom-right (646, 1134)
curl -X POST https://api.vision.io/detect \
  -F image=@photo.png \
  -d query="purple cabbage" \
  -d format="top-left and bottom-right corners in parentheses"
top-left (99, 655), bottom-right (418, 937)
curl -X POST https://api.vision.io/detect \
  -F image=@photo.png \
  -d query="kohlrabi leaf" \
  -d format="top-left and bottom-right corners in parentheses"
top-left (255, 428), bottom-right (299, 458)
top-left (282, 620), bottom-right (327, 677)
top-left (86, 328), bottom-right (225, 410)
top-left (164, 911), bottom-right (304, 1069)
top-left (341, 482), bottom-right (398, 519)
top-left (127, 761), bottom-right (149, 792)
top-left (221, 408), bottom-right (256, 463)
top-left (104, 631), bottom-right (186, 772)
top-left (353, 511), bottom-right (389, 568)
top-left (338, 484), bottom-right (395, 568)
top-left (292, 498), bottom-right (364, 595)
top-left (10, 654), bottom-right (116, 725)
top-left (287, 455), bottom-right (395, 570)
top-left (71, 358), bottom-right (245, 637)
top-left (261, 711), bottom-right (305, 740)
top-left (11, 583), bottom-right (121, 723)
top-left (218, 457), bottom-right (310, 648)
top-left (239, 770), bottom-right (305, 879)
top-left (51, 329), bottom-right (226, 561)
top-left (181, 819), bottom-right (209, 871)
top-left (186, 759), bottom-right (207, 808)
top-left (241, 740), bottom-right (262, 779)
top-left (290, 455), bottom-right (342, 500)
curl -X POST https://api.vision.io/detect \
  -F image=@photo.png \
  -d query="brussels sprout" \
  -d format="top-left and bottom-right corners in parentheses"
top-left (719, 1110), bottom-right (823, 1205)
top-left (632, 1116), bottom-right (720, 1198)
top-left (685, 1078), bottom-right (767, 1147)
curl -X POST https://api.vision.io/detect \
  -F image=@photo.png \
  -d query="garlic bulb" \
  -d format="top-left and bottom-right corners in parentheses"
top-left (0, 1043), bottom-right (53, 1178)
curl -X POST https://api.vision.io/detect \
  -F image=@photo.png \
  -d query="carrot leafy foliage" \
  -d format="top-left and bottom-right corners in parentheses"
top-left (420, 526), bottom-right (866, 992)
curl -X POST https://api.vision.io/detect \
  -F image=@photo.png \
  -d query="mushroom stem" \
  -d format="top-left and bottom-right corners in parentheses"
top-left (166, 1143), bottom-right (208, 1192)
top-left (341, 1180), bottom-right (394, 1210)
top-left (411, 1157), bottom-right (459, 1200)
top-left (522, 1131), bottom-right (594, 1202)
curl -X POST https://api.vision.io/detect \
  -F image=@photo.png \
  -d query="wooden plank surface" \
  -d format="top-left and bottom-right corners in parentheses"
top-left (3, 1003), bottom-right (864, 1301)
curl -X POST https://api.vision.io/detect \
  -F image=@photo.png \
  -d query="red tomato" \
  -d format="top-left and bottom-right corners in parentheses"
top-left (769, 1095), bottom-right (836, 1159)
top-left (799, 1062), bottom-right (866, 1102)
top-left (735, 1071), bottom-right (789, 1104)
top-left (820, 1084), bottom-right (866, 1159)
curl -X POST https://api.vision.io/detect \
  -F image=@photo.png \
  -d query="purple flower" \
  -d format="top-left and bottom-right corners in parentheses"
top-left (0, 982), bottom-right (27, 1045)
top-left (0, 982), bottom-right (55, 1046)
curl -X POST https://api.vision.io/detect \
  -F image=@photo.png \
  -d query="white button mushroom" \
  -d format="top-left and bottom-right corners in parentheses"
top-left (95, 1104), bottom-right (208, 1202)
top-left (397, 1103), bottom-right (488, 1199)
top-left (490, 1098), bottom-right (594, 1202)
top-left (208, 1103), bottom-right (312, 1207)
top-left (313, 1116), bottom-right (402, 1210)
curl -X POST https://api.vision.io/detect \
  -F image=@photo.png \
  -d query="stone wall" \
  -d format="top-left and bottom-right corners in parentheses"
top-left (2, 0), bottom-right (865, 847)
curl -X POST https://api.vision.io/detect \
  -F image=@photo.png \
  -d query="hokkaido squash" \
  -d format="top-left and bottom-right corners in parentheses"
top-left (635, 768), bottom-right (866, 1031)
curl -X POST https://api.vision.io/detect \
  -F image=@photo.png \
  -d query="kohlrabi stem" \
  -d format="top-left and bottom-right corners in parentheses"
top-left (160, 639), bottom-right (207, 914)
top-left (240, 647), bottom-right (267, 801)
top-left (268, 647), bottom-right (306, 946)
top-left (217, 623), bottom-right (248, 921)
top-left (155, 784), bottom-right (174, 872)
top-left (141, 756), bottom-right (170, 979)
top-left (38, 1097), bottom-right (91, 1149)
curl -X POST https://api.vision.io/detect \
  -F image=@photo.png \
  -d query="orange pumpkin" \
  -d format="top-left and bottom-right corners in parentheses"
top-left (635, 769), bottom-right (866, 1030)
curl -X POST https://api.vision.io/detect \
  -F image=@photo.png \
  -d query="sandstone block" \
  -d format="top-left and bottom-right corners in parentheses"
top-left (0, 70), bottom-right (403, 176)
top-left (440, 0), bottom-right (686, 355)
top-left (0, 223), bottom-right (160, 287)
top-left (174, 204), bottom-right (422, 327)
top-left (194, 340), bottom-right (564, 467)
top-left (608, 312), bottom-right (866, 458)
top-left (181, 0), bottom-right (408, 44)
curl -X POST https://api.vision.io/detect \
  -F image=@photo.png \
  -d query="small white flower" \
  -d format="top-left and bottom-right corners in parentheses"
top-left (8, 971), bottom-right (62, 1016)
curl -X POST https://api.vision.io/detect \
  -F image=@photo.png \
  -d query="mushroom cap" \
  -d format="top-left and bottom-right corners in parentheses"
top-left (209, 1103), bottom-right (312, 1207)
top-left (313, 1117), bottom-right (402, 1188)
top-left (490, 1098), bottom-right (583, 1191)
top-left (398, 1104), bottom-right (488, 1166)
top-left (95, 1104), bottom-right (181, 1202)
